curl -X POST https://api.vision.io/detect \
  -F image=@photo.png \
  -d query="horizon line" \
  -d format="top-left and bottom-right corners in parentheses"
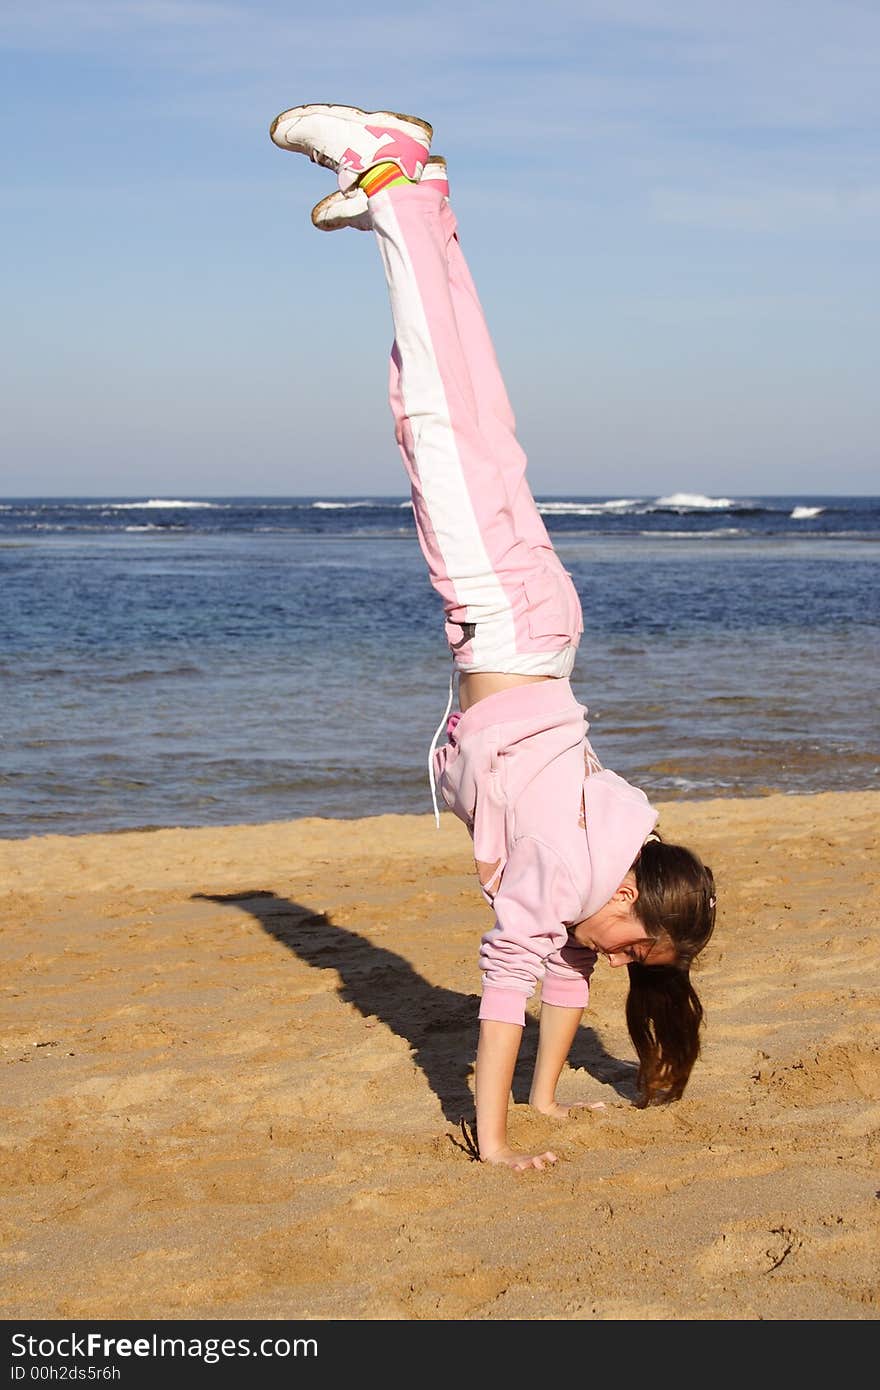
top-left (2, 492), bottom-right (877, 502)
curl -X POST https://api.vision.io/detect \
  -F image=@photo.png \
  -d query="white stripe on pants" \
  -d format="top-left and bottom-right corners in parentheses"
top-left (371, 181), bottom-right (583, 675)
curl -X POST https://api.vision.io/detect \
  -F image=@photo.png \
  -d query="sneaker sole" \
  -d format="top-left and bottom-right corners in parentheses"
top-left (269, 103), bottom-right (433, 146)
top-left (311, 189), bottom-right (370, 232)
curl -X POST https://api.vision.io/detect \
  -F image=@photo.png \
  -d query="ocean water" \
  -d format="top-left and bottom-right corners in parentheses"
top-left (1, 493), bottom-right (878, 838)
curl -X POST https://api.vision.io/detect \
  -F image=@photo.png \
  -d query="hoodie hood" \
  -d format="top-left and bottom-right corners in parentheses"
top-left (580, 769), bottom-right (659, 918)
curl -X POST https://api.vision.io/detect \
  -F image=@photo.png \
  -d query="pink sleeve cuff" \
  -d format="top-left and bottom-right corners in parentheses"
top-left (479, 985), bottom-right (527, 1027)
top-left (539, 974), bottom-right (590, 1009)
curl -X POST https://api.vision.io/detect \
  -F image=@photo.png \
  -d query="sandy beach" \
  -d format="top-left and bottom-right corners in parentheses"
top-left (1, 790), bottom-right (878, 1321)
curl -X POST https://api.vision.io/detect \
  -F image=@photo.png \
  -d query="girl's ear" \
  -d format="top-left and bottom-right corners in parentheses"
top-left (614, 871), bottom-right (638, 905)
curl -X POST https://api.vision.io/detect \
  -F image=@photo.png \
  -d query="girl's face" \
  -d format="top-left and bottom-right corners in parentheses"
top-left (571, 874), bottom-right (676, 967)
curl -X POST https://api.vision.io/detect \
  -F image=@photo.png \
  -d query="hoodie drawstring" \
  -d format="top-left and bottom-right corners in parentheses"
top-left (427, 664), bottom-right (455, 829)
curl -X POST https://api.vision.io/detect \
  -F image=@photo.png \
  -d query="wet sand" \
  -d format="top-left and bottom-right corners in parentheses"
top-left (1, 791), bottom-right (878, 1320)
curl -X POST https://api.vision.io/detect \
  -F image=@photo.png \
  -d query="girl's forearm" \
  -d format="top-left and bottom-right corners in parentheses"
top-left (529, 1002), bottom-right (584, 1109)
top-left (474, 1018), bottom-right (523, 1159)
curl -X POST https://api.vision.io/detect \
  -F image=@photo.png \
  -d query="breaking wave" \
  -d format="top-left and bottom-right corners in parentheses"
top-left (101, 499), bottom-right (222, 510)
top-left (652, 492), bottom-right (737, 511)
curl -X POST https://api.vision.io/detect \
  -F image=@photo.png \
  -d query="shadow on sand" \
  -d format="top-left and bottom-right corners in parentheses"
top-left (194, 889), bottom-right (638, 1135)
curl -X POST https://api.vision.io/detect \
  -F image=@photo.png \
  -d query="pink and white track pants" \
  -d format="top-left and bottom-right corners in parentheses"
top-left (370, 182), bottom-right (583, 676)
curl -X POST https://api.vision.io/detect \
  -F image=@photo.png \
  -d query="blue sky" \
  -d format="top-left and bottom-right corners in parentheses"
top-left (2, 0), bottom-right (877, 497)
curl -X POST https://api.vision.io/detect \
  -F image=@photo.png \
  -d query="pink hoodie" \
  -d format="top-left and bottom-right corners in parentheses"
top-left (433, 679), bottom-right (659, 1026)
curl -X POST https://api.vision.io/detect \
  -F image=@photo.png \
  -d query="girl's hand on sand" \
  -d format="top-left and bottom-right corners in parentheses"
top-left (531, 1100), bottom-right (606, 1119)
top-left (482, 1146), bottom-right (559, 1171)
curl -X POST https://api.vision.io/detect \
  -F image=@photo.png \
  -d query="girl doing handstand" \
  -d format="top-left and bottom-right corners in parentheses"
top-left (270, 104), bottom-right (717, 1171)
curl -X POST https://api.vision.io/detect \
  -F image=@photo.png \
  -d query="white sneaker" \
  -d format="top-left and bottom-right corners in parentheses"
top-left (269, 103), bottom-right (432, 192)
top-left (310, 156), bottom-right (449, 232)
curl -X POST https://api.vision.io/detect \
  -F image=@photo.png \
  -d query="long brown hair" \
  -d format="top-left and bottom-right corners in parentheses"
top-left (625, 836), bottom-right (716, 1106)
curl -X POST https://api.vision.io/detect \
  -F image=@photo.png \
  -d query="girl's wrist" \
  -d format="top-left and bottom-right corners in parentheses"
top-left (475, 1127), bottom-right (508, 1161)
top-left (528, 1088), bottom-right (555, 1108)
